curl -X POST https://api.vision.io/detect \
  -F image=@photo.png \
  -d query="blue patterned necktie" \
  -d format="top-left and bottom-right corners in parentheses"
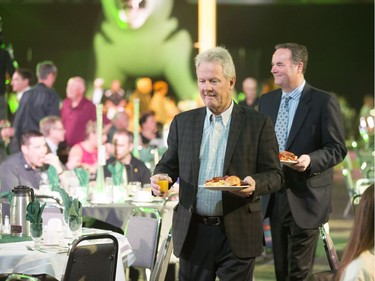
top-left (275, 96), bottom-right (291, 151)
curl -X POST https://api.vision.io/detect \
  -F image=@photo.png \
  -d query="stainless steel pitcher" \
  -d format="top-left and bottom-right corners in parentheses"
top-left (10, 186), bottom-right (34, 237)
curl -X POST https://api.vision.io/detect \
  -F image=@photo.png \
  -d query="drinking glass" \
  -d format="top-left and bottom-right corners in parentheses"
top-left (127, 181), bottom-right (142, 197)
top-left (157, 174), bottom-right (169, 195)
top-left (30, 223), bottom-right (43, 249)
top-left (68, 216), bottom-right (83, 238)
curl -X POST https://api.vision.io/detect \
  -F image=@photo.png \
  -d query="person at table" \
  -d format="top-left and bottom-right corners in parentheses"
top-left (0, 130), bottom-right (65, 193)
top-left (105, 129), bottom-right (151, 186)
top-left (335, 184), bottom-right (374, 281)
top-left (105, 111), bottom-right (129, 144)
top-left (39, 115), bottom-right (68, 164)
top-left (150, 46), bottom-right (283, 281)
top-left (258, 43), bottom-right (347, 281)
top-left (66, 120), bottom-right (106, 177)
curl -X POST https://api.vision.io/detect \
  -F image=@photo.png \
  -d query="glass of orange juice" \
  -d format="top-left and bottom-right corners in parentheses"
top-left (157, 173), bottom-right (169, 195)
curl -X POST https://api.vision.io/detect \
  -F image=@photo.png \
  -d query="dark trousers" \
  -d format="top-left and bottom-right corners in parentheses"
top-left (179, 218), bottom-right (255, 281)
top-left (270, 191), bottom-right (319, 281)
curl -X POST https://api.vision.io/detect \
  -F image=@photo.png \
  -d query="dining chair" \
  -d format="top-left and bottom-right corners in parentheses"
top-left (307, 271), bottom-right (335, 281)
top-left (150, 228), bottom-right (174, 281)
top-left (0, 273), bottom-right (57, 281)
top-left (319, 225), bottom-right (340, 273)
top-left (62, 233), bottom-right (119, 281)
top-left (124, 207), bottom-right (162, 281)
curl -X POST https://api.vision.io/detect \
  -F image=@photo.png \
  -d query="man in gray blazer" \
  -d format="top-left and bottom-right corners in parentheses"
top-left (151, 47), bottom-right (283, 281)
top-left (258, 43), bottom-right (347, 280)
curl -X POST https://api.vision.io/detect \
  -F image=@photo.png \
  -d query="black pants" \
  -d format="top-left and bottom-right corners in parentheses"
top-left (179, 218), bottom-right (255, 281)
top-left (270, 191), bottom-right (319, 281)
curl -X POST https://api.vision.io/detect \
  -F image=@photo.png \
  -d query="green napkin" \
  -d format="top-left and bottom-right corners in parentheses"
top-left (68, 198), bottom-right (82, 231)
top-left (74, 167), bottom-right (90, 187)
top-left (26, 199), bottom-right (46, 236)
top-left (56, 187), bottom-right (73, 223)
top-left (107, 161), bottom-right (124, 186)
top-left (0, 191), bottom-right (13, 205)
top-left (47, 165), bottom-right (61, 191)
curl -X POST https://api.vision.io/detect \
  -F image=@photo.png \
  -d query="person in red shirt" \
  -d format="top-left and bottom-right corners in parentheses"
top-left (60, 76), bottom-right (96, 148)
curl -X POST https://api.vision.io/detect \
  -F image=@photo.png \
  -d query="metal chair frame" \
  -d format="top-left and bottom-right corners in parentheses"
top-left (63, 233), bottom-right (119, 281)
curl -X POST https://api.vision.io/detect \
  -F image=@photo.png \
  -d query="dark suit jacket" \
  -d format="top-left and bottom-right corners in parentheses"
top-left (258, 83), bottom-right (347, 229)
top-left (154, 103), bottom-right (283, 258)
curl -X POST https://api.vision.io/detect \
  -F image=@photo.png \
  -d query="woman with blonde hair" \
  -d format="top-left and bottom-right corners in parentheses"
top-left (66, 120), bottom-right (107, 176)
top-left (335, 184), bottom-right (374, 281)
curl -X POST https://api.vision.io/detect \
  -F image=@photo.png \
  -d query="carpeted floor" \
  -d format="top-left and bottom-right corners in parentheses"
top-left (253, 167), bottom-right (355, 281)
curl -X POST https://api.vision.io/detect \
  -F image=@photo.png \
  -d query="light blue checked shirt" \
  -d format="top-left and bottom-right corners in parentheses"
top-left (196, 102), bottom-right (233, 216)
top-left (281, 80), bottom-right (305, 142)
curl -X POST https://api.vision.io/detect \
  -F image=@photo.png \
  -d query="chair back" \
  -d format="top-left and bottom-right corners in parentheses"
top-left (150, 229), bottom-right (173, 281)
top-left (63, 233), bottom-right (118, 281)
top-left (124, 207), bottom-right (162, 270)
top-left (319, 226), bottom-right (340, 273)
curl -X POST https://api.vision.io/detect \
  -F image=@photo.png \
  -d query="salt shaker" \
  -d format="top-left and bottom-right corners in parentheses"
top-left (3, 215), bottom-right (10, 235)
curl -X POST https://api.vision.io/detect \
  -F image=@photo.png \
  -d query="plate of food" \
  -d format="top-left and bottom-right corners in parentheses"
top-left (279, 151), bottom-right (298, 166)
top-left (200, 175), bottom-right (249, 191)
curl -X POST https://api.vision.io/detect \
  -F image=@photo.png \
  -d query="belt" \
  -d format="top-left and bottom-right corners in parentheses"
top-left (193, 214), bottom-right (224, 225)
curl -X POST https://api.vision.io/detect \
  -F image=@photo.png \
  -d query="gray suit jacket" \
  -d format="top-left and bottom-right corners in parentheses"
top-left (258, 83), bottom-right (347, 228)
top-left (154, 103), bottom-right (283, 258)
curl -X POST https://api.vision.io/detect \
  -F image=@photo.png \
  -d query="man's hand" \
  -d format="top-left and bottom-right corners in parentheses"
top-left (150, 174), bottom-right (172, 197)
top-left (43, 153), bottom-right (64, 175)
top-left (230, 176), bottom-right (256, 198)
top-left (1, 127), bottom-right (14, 143)
top-left (291, 154), bottom-right (311, 172)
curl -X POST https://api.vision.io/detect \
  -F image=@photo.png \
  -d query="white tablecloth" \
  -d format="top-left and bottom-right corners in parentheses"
top-left (82, 199), bottom-right (166, 230)
top-left (0, 229), bottom-right (135, 281)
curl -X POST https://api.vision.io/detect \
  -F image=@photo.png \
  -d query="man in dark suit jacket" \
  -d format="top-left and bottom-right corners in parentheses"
top-left (10, 61), bottom-right (60, 153)
top-left (151, 47), bottom-right (283, 281)
top-left (258, 43), bottom-right (347, 281)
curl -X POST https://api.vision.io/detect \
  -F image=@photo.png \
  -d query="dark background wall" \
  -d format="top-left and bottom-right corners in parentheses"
top-left (0, 1), bottom-right (373, 112)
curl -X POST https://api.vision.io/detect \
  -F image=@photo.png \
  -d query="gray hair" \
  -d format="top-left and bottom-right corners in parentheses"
top-left (36, 60), bottom-right (57, 80)
top-left (194, 46), bottom-right (236, 79)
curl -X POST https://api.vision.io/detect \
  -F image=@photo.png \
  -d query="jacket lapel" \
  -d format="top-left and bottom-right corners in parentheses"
top-left (223, 104), bottom-right (245, 174)
top-left (285, 84), bottom-right (311, 150)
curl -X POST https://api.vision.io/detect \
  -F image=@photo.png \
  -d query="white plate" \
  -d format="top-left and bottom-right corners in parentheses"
top-left (131, 197), bottom-right (155, 203)
top-left (281, 160), bottom-right (298, 166)
top-left (200, 185), bottom-right (248, 191)
top-left (90, 200), bottom-right (112, 205)
top-left (129, 196), bottom-right (164, 203)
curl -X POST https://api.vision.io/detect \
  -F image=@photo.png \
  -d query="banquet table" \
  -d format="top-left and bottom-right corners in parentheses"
top-left (82, 198), bottom-right (167, 230)
top-left (0, 229), bottom-right (135, 281)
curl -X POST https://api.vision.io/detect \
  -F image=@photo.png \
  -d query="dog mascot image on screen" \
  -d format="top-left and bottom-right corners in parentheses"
top-left (93, 0), bottom-right (197, 100)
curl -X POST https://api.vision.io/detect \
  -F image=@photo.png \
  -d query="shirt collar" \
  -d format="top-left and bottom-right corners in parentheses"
top-left (46, 138), bottom-right (58, 154)
top-left (282, 80), bottom-right (306, 100)
top-left (205, 100), bottom-right (234, 127)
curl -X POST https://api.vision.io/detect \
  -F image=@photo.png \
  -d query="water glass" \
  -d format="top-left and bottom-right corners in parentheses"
top-left (127, 181), bottom-right (142, 197)
top-left (68, 216), bottom-right (82, 238)
top-left (30, 223), bottom-right (43, 249)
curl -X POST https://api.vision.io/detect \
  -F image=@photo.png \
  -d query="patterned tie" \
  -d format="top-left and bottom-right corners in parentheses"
top-left (275, 96), bottom-right (291, 151)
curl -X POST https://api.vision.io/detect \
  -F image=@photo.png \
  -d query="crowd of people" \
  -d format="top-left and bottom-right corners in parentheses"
top-left (0, 41), bottom-right (373, 281)
top-left (0, 58), bottom-right (183, 194)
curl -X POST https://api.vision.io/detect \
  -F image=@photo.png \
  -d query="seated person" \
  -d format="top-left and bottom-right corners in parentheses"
top-left (105, 129), bottom-right (151, 186)
top-left (0, 130), bottom-right (65, 193)
top-left (39, 115), bottom-right (68, 164)
top-left (335, 184), bottom-right (374, 281)
top-left (66, 121), bottom-right (107, 177)
top-left (105, 111), bottom-right (129, 144)
top-left (139, 111), bottom-right (163, 148)
top-left (103, 79), bottom-right (127, 120)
